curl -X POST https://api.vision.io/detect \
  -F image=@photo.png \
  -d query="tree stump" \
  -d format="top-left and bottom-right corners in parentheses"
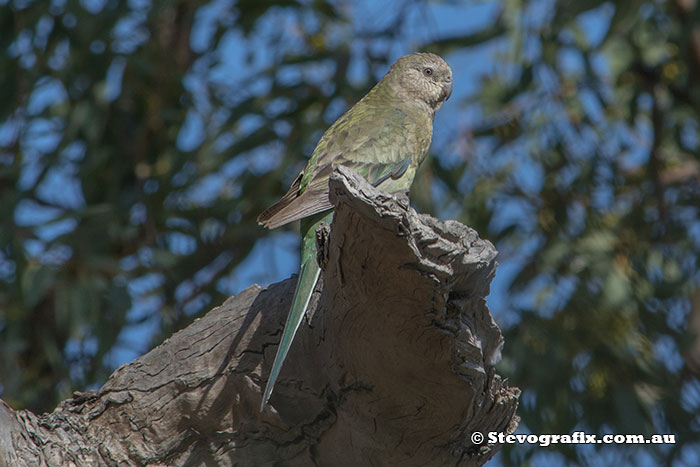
top-left (0, 167), bottom-right (519, 466)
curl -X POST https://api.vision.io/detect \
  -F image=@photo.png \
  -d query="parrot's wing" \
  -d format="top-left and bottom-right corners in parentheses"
top-left (355, 156), bottom-right (411, 187)
top-left (256, 168), bottom-right (333, 229)
top-left (258, 107), bottom-right (417, 229)
top-left (257, 156), bottom-right (411, 229)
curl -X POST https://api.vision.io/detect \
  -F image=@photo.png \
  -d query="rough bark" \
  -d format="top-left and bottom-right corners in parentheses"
top-left (0, 167), bottom-right (520, 466)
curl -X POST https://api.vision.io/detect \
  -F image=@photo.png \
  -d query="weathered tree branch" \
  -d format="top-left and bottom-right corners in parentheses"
top-left (0, 167), bottom-right (519, 466)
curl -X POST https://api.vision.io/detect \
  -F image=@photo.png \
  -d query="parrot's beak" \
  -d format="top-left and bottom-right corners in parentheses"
top-left (442, 79), bottom-right (453, 101)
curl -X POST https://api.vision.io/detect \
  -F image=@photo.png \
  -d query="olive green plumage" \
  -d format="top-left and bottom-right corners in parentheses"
top-left (258, 53), bottom-right (452, 409)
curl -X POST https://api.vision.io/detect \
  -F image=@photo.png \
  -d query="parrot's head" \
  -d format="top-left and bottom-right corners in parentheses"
top-left (387, 52), bottom-right (453, 112)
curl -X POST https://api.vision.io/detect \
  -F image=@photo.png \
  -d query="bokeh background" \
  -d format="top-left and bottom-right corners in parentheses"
top-left (2, 0), bottom-right (699, 464)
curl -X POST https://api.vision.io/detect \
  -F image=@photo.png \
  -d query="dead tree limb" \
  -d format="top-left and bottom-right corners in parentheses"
top-left (0, 166), bottom-right (519, 466)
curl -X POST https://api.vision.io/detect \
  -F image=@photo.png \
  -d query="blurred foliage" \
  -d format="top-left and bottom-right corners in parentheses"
top-left (1, 0), bottom-right (699, 464)
top-left (426, 0), bottom-right (700, 464)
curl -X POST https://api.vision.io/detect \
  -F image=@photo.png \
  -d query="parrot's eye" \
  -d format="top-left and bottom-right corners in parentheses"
top-left (423, 67), bottom-right (433, 76)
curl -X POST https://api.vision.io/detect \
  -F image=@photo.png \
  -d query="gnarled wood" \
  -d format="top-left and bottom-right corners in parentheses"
top-left (0, 167), bottom-right (519, 466)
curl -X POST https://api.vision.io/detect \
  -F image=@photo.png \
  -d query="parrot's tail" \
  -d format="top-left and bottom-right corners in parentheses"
top-left (260, 211), bottom-right (333, 410)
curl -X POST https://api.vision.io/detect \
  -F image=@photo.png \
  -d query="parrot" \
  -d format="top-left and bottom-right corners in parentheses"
top-left (257, 52), bottom-right (452, 410)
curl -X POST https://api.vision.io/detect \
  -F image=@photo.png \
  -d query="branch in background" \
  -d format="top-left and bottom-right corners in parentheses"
top-left (659, 160), bottom-right (700, 186)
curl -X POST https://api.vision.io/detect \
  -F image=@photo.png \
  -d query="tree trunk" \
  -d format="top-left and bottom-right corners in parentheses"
top-left (0, 167), bottom-right (520, 466)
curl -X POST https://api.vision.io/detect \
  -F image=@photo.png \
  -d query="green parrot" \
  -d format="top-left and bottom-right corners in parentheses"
top-left (257, 52), bottom-right (452, 410)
